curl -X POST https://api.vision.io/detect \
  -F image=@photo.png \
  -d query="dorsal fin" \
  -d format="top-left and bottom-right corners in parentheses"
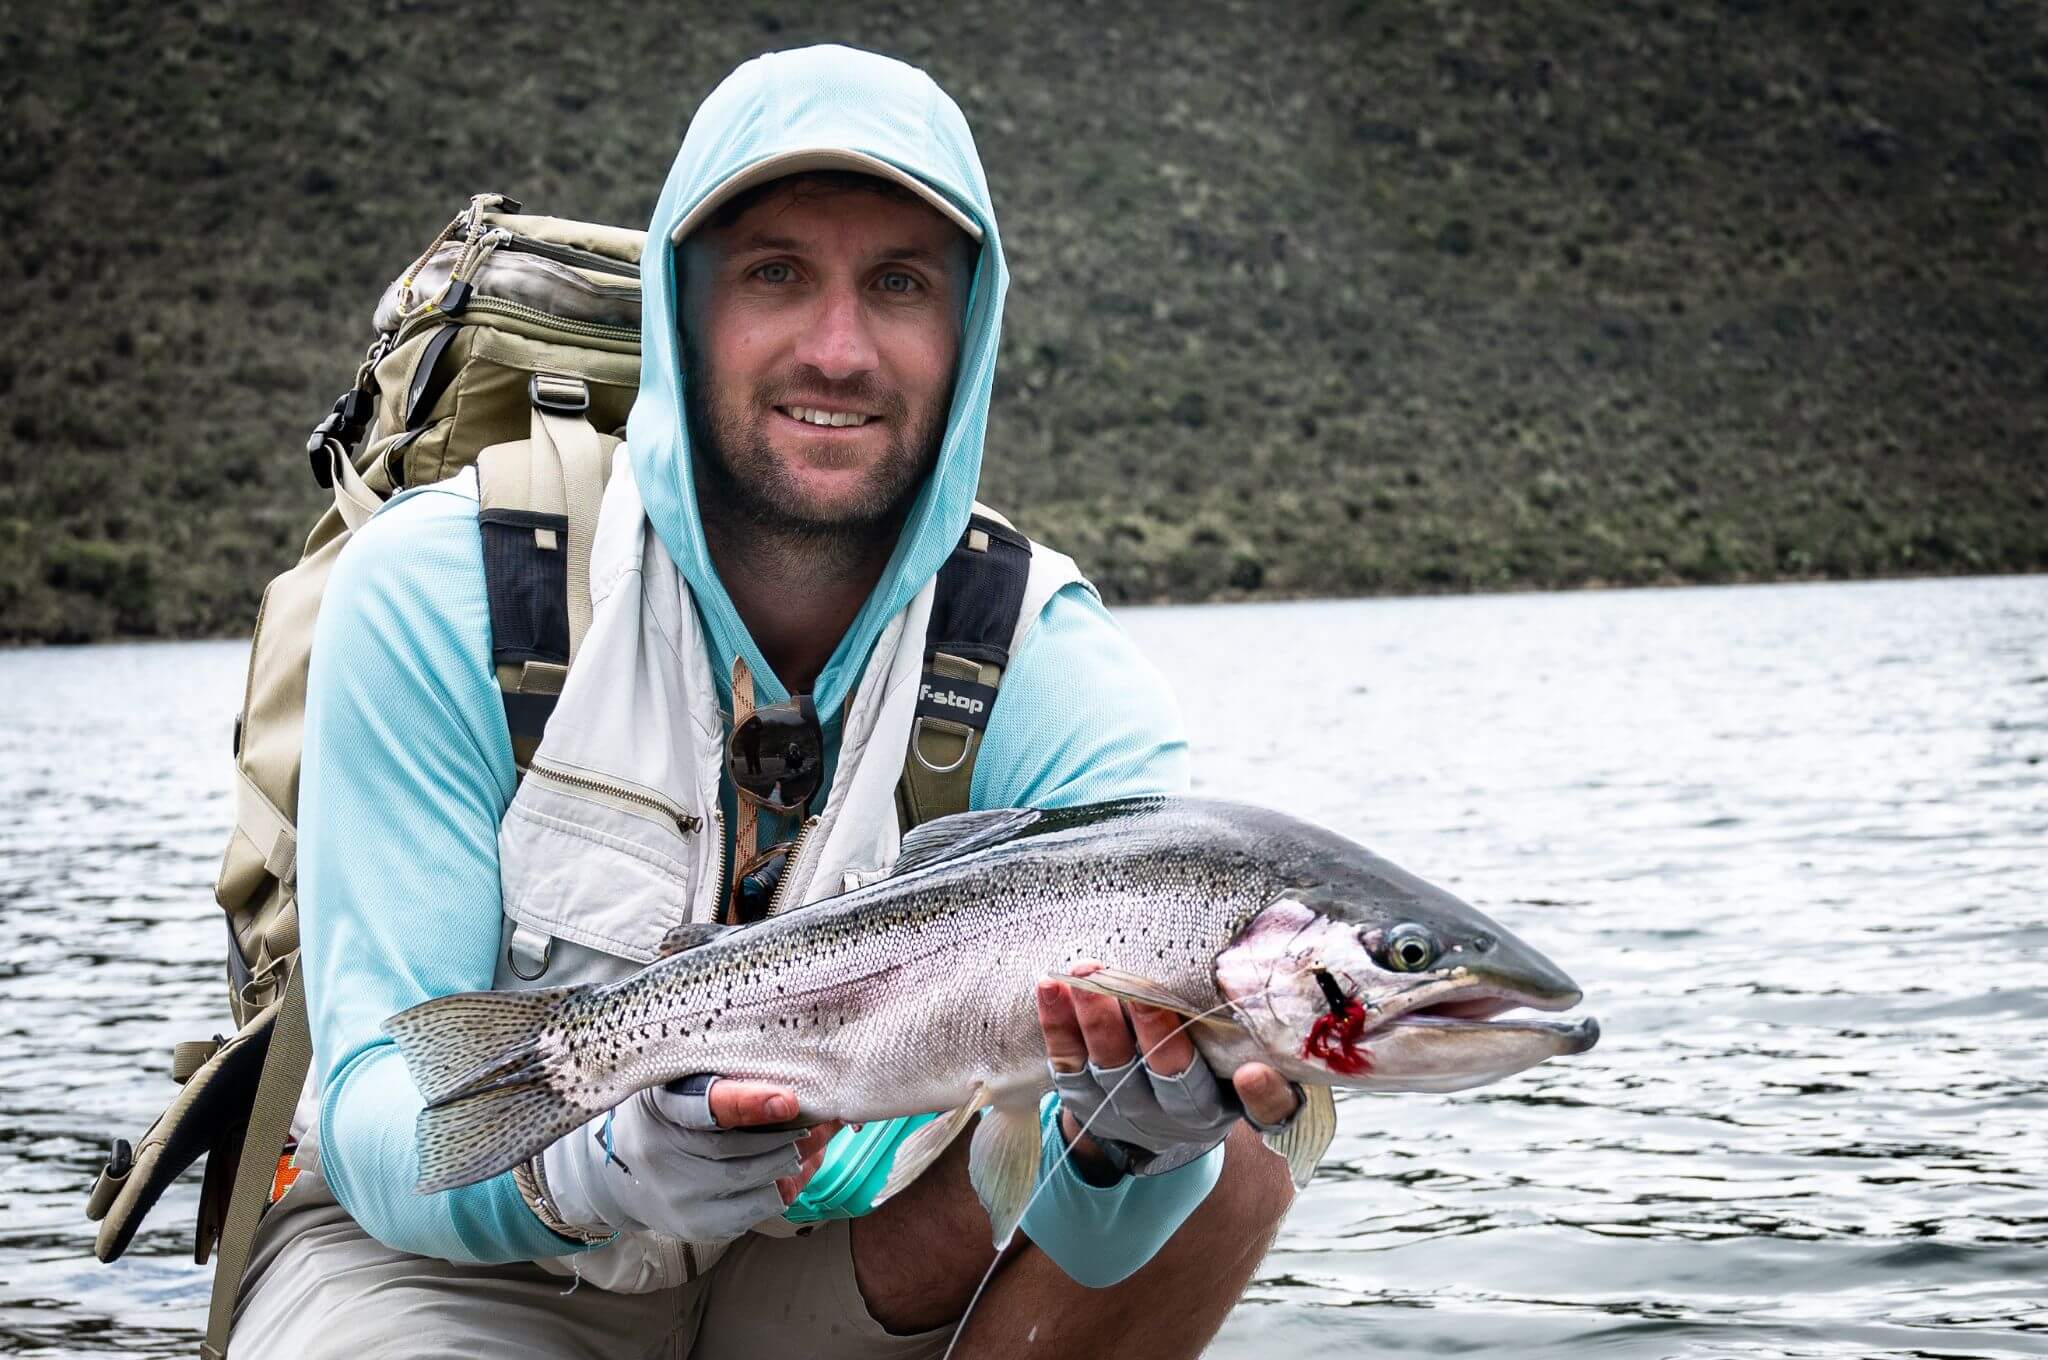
top-left (655, 922), bottom-right (737, 957)
top-left (891, 807), bottom-right (1041, 877)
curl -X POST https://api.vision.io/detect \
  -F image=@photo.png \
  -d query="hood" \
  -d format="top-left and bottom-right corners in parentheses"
top-left (625, 45), bottom-right (1007, 726)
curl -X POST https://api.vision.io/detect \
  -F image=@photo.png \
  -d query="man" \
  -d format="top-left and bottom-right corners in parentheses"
top-left (230, 45), bottom-right (1297, 1357)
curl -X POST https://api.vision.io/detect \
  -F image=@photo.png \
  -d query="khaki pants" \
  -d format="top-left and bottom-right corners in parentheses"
top-left (230, 1164), bottom-right (952, 1359)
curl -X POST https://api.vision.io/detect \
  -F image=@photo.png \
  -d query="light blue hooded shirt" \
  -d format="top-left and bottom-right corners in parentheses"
top-left (630, 45), bottom-right (1006, 727)
top-left (298, 46), bottom-right (1213, 1290)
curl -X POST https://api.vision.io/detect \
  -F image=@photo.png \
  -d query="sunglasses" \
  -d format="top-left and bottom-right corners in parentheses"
top-left (728, 693), bottom-right (823, 816)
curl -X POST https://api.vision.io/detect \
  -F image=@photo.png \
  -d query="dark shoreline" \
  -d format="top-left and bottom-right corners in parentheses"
top-left (4, 2), bottom-right (2043, 644)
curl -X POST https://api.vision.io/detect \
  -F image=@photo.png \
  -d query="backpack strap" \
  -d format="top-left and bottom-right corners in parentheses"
top-left (896, 512), bottom-right (1032, 827)
top-left (478, 374), bottom-right (614, 772)
top-left (199, 961), bottom-right (310, 1360)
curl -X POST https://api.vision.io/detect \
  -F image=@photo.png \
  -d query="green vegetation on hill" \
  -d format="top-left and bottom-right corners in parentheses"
top-left (3, 1), bottom-right (2043, 643)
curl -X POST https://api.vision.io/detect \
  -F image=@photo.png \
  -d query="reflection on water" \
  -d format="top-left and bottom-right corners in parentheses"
top-left (3, 576), bottom-right (2044, 1357)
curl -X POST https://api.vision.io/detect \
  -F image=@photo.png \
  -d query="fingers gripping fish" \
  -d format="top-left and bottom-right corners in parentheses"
top-left (383, 796), bottom-right (1600, 1247)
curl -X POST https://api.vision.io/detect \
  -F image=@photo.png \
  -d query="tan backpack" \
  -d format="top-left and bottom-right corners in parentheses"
top-left (83, 193), bottom-right (644, 1357)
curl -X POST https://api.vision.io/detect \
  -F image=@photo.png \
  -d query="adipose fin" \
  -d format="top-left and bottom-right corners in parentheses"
top-left (655, 921), bottom-right (737, 957)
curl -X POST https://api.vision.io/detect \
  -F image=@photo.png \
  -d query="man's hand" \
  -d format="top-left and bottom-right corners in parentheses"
top-left (538, 1076), bottom-right (840, 1243)
top-left (1035, 962), bottom-right (1303, 1182)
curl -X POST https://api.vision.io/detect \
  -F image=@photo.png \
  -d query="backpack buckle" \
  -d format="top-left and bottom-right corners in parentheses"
top-left (304, 389), bottom-right (375, 489)
top-left (529, 374), bottom-right (590, 416)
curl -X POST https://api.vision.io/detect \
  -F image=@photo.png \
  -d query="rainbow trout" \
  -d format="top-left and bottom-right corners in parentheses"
top-left (385, 796), bottom-right (1599, 1244)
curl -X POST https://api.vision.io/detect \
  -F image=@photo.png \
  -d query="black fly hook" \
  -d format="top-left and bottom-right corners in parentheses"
top-left (1313, 967), bottom-right (1349, 1017)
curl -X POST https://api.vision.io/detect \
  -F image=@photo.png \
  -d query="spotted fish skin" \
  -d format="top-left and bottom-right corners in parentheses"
top-left (385, 796), bottom-right (1597, 1196)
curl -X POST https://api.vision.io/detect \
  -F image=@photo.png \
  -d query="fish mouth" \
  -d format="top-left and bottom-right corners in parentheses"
top-left (1350, 970), bottom-right (1598, 1053)
top-left (1367, 967), bottom-right (1579, 1019)
top-left (1388, 1010), bottom-right (1601, 1055)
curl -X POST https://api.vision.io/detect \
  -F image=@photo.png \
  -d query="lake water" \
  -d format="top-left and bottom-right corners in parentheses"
top-left (3, 575), bottom-right (2044, 1358)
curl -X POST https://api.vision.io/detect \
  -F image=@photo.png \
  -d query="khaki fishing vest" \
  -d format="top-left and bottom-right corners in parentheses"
top-left (483, 451), bottom-right (1080, 1291)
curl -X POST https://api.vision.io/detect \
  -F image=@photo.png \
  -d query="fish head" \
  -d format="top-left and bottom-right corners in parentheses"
top-left (1212, 842), bottom-right (1598, 1092)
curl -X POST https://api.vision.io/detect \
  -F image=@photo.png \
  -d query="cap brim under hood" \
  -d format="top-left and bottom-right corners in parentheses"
top-left (625, 44), bottom-right (1008, 726)
top-left (667, 146), bottom-right (984, 247)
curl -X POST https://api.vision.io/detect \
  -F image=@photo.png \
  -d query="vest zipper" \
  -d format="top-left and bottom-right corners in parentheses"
top-left (526, 758), bottom-right (701, 837)
top-left (764, 816), bottom-right (822, 918)
top-left (711, 808), bottom-right (729, 924)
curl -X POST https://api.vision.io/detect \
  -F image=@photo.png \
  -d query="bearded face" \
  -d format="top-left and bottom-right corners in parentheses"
top-left (677, 178), bottom-right (972, 544)
top-left (680, 326), bottom-right (950, 539)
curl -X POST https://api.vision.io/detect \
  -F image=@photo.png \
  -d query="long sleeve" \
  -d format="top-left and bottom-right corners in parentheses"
top-left (970, 583), bottom-right (1222, 1286)
top-left (298, 485), bottom-right (590, 1262)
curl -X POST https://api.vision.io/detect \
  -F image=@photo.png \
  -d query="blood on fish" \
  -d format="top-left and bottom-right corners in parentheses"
top-left (1304, 1000), bottom-right (1372, 1076)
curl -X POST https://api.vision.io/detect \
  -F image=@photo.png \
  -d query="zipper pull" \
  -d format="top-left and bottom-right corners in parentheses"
top-left (676, 811), bottom-right (703, 835)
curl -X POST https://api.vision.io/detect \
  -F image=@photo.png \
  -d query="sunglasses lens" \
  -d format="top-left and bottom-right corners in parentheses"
top-left (730, 699), bottom-right (822, 813)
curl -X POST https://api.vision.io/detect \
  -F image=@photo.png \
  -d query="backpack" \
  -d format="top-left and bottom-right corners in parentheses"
top-left (81, 194), bottom-right (1030, 1360)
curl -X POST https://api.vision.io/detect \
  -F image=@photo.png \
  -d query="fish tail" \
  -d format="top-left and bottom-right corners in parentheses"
top-left (383, 986), bottom-right (598, 1193)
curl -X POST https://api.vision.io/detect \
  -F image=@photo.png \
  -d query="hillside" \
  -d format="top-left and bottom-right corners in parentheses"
top-left (3, 0), bottom-right (2044, 642)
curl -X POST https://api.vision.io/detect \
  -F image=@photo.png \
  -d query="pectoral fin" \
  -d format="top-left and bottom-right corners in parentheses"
top-left (1263, 1083), bottom-right (1336, 1188)
top-left (872, 1088), bottom-right (984, 1207)
top-left (1059, 966), bottom-right (1189, 1012)
top-left (1059, 967), bottom-right (1249, 1039)
top-left (968, 1098), bottom-right (1044, 1249)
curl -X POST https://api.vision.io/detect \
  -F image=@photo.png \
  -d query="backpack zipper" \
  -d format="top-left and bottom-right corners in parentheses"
top-left (467, 295), bottom-right (640, 344)
top-left (527, 758), bottom-right (701, 837)
top-left (389, 293), bottom-right (639, 352)
top-left (499, 235), bottom-right (642, 281)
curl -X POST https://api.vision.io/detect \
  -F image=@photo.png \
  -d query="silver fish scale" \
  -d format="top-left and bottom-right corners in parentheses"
top-left (539, 821), bottom-right (1278, 1123)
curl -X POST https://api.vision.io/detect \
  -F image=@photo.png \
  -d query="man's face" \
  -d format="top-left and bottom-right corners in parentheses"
top-left (679, 180), bottom-right (974, 536)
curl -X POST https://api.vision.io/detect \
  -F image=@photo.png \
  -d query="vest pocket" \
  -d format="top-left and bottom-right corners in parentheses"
top-left (525, 758), bottom-right (704, 837)
top-left (500, 764), bottom-right (706, 963)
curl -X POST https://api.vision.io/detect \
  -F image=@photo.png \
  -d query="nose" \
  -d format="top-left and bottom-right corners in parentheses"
top-left (1487, 931), bottom-right (1582, 1011)
top-left (791, 282), bottom-right (879, 381)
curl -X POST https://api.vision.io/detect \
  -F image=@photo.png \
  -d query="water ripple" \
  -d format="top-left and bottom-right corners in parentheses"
top-left (7, 585), bottom-right (2047, 1357)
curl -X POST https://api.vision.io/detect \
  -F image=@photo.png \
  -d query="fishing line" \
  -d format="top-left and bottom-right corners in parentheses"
top-left (939, 981), bottom-right (1299, 1360)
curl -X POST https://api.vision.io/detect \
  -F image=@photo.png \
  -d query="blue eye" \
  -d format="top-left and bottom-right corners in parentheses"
top-left (878, 271), bottom-right (918, 294)
top-left (754, 263), bottom-right (795, 284)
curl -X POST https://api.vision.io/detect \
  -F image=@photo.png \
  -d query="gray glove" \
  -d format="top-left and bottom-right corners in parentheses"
top-left (539, 1076), bottom-right (804, 1242)
top-left (1051, 1053), bottom-right (1246, 1177)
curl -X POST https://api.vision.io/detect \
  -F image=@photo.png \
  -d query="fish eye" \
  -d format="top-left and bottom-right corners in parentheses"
top-left (1384, 923), bottom-right (1438, 973)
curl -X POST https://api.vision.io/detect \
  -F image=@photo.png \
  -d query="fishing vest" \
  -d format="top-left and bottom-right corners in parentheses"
top-left (483, 451), bottom-right (1083, 1291)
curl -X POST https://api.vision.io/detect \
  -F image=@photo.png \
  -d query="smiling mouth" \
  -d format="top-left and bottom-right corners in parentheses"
top-left (775, 404), bottom-right (880, 430)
